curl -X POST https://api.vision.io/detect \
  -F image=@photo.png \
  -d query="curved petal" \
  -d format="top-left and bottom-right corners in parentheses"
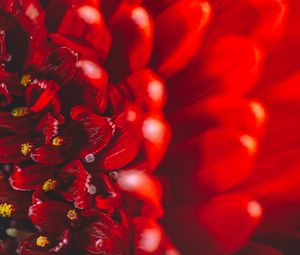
top-left (107, 3), bottom-right (154, 81)
top-left (71, 110), bottom-right (113, 159)
top-left (10, 164), bottom-right (56, 191)
top-left (57, 5), bottom-right (111, 60)
top-left (29, 201), bottom-right (73, 234)
top-left (17, 230), bottom-right (71, 255)
top-left (154, 0), bottom-right (211, 77)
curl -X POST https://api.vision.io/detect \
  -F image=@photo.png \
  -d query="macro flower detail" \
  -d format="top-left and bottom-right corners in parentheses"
top-left (0, 0), bottom-right (186, 254)
top-left (2, 0), bottom-right (298, 254)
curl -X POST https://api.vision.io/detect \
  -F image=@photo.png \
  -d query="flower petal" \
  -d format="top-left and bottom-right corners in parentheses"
top-left (107, 3), bottom-right (154, 81)
top-left (74, 209), bottom-right (130, 254)
top-left (125, 69), bottom-right (166, 112)
top-left (10, 164), bottom-right (56, 191)
top-left (31, 145), bottom-right (68, 166)
top-left (154, 0), bottom-right (211, 77)
top-left (57, 5), bottom-right (111, 61)
top-left (59, 160), bottom-right (90, 202)
top-left (71, 110), bottom-right (113, 159)
top-left (18, 230), bottom-right (71, 255)
top-left (0, 134), bottom-right (36, 163)
top-left (28, 80), bottom-right (60, 113)
top-left (29, 201), bottom-right (73, 234)
top-left (102, 122), bottom-right (142, 171)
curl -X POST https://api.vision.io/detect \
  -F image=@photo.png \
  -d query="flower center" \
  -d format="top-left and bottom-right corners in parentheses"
top-left (42, 179), bottom-right (57, 192)
top-left (11, 107), bottom-right (30, 117)
top-left (20, 142), bottom-right (33, 156)
top-left (67, 209), bottom-right (78, 221)
top-left (52, 136), bottom-right (65, 146)
top-left (0, 203), bottom-right (13, 217)
top-left (20, 74), bottom-right (32, 87)
top-left (36, 236), bottom-right (50, 247)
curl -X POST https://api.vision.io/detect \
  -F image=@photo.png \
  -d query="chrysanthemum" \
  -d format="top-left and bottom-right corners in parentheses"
top-left (0, 0), bottom-right (204, 254)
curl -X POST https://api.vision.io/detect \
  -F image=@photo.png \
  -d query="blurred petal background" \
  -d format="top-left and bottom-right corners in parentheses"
top-left (156, 0), bottom-right (300, 254)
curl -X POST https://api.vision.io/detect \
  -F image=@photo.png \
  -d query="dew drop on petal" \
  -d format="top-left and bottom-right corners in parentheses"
top-left (84, 153), bottom-right (95, 163)
top-left (87, 184), bottom-right (97, 195)
top-left (108, 171), bottom-right (119, 181)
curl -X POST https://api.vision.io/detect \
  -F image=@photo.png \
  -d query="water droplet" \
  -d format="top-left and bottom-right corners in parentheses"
top-left (108, 171), bottom-right (119, 181)
top-left (84, 154), bottom-right (95, 163)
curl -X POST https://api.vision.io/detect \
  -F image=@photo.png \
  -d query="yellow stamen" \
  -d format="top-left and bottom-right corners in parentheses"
top-left (36, 236), bottom-right (50, 247)
top-left (20, 142), bottom-right (33, 156)
top-left (0, 203), bottom-right (13, 218)
top-left (20, 74), bottom-right (32, 87)
top-left (42, 179), bottom-right (57, 192)
top-left (67, 209), bottom-right (78, 221)
top-left (11, 107), bottom-right (30, 117)
top-left (52, 136), bottom-right (65, 146)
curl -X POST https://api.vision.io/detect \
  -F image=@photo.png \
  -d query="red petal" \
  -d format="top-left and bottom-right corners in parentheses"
top-left (125, 69), bottom-right (166, 112)
top-left (102, 122), bottom-right (142, 170)
top-left (117, 170), bottom-right (163, 218)
top-left (10, 164), bottom-right (56, 191)
top-left (1, 0), bottom-right (45, 34)
top-left (0, 30), bottom-right (9, 62)
top-left (143, 0), bottom-right (175, 15)
top-left (71, 111), bottom-right (113, 158)
top-left (170, 96), bottom-right (266, 143)
top-left (133, 218), bottom-right (164, 254)
top-left (28, 80), bottom-right (60, 113)
top-left (0, 83), bottom-right (12, 106)
top-left (204, 36), bottom-right (265, 95)
top-left (74, 209), bottom-right (130, 254)
top-left (31, 145), bottom-right (68, 165)
top-left (0, 67), bottom-right (23, 96)
top-left (36, 113), bottom-right (59, 145)
top-left (28, 43), bottom-right (78, 85)
top-left (57, 5), bottom-right (111, 60)
top-left (250, 0), bottom-right (288, 46)
top-left (70, 105), bottom-right (93, 119)
top-left (107, 3), bottom-right (154, 80)
top-left (142, 115), bottom-right (171, 170)
top-left (76, 60), bottom-right (108, 91)
top-left (74, 192), bottom-right (94, 209)
top-left (0, 134), bottom-right (35, 163)
top-left (154, 0), bottom-right (211, 77)
top-left (29, 201), bottom-right (73, 234)
top-left (165, 195), bottom-right (262, 254)
top-left (198, 194), bottom-right (262, 254)
top-left (108, 84), bottom-right (127, 113)
top-left (0, 111), bottom-right (34, 133)
top-left (18, 230), bottom-right (71, 255)
top-left (59, 160), bottom-right (90, 202)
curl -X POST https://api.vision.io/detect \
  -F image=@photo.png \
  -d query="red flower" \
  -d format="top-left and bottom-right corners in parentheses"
top-left (0, 0), bottom-right (201, 254)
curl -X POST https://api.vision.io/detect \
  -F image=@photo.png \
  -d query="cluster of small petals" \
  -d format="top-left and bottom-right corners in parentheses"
top-left (0, 0), bottom-right (178, 254)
